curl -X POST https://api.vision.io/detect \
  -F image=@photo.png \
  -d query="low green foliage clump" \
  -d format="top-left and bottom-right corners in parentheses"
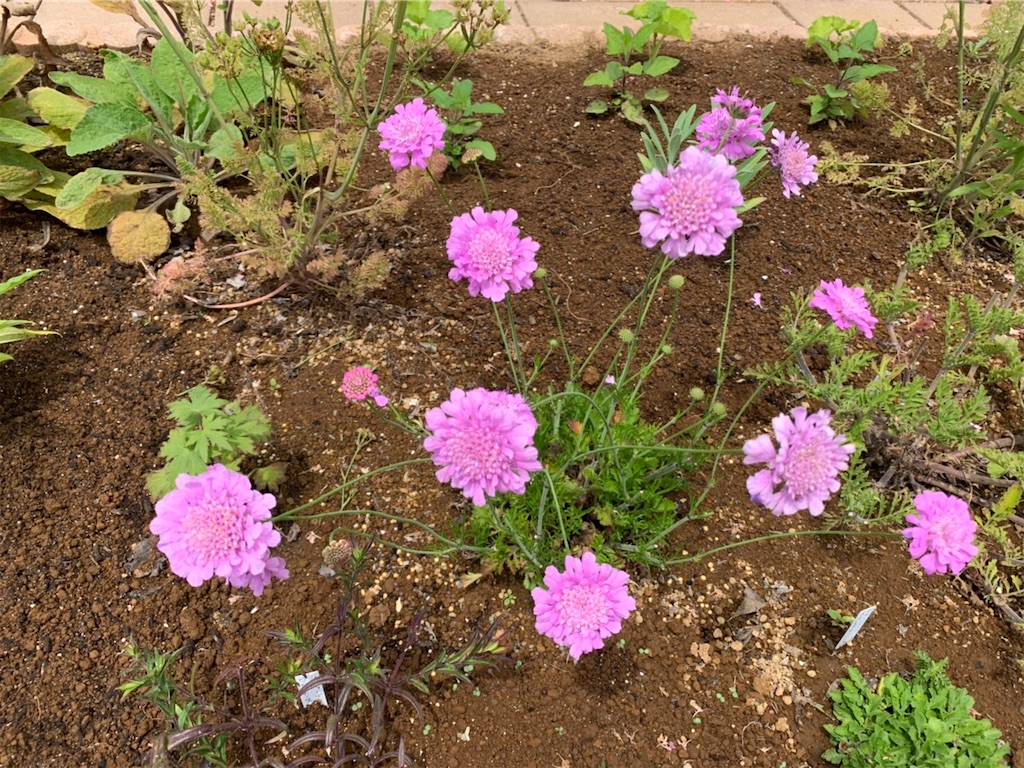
top-left (824, 652), bottom-right (1010, 767)
top-left (792, 16), bottom-right (895, 127)
top-left (584, 0), bottom-right (695, 123)
top-left (147, 384), bottom-right (275, 500)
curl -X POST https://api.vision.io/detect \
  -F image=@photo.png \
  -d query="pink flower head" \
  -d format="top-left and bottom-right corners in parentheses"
top-left (809, 278), bottom-right (878, 339)
top-left (377, 97), bottom-right (446, 171)
top-left (695, 87), bottom-right (765, 161)
top-left (447, 207), bottom-right (540, 302)
top-left (423, 387), bottom-right (543, 506)
top-left (631, 146), bottom-right (744, 258)
top-left (743, 407), bottom-right (855, 516)
top-left (341, 366), bottom-right (389, 407)
top-left (149, 464), bottom-right (288, 596)
top-left (770, 129), bottom-right (818, 198)
top-left (532, 551), bottom-right (636, 660)
top-left (903, 491), bottom-right (978, 575)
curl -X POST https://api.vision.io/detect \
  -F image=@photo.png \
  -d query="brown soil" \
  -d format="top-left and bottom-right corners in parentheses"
top-left (1, 35), bottom-right (1023, 768)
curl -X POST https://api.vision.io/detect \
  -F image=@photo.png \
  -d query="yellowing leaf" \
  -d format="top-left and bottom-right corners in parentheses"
top-left (107, 209), bottom-right (170, 263)
top-left (23, 177), bottom-right (139, 230)
top-left (27, 87), bottom-right (90, 131)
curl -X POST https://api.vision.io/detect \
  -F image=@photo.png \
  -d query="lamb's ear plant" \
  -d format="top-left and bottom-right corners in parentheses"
top-left (584, 0), bottom-right (695, 123)
top-left (792, 16), bottom-right (896, 128)
top-left (824, 652), bottom-right (1010, 767)
top-left (146, 384), bottom-right (274, 501)
top-left (0, 269), bottom-right (56, 363)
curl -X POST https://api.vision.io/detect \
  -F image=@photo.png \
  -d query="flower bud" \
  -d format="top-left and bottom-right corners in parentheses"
top-left (322, 539), bottom-right (353, 571)
top-left (689, 387), bottom-right (705, 401)
top-left (668, 275), bottom-right (685, 290)
top-left (660, 344), bottom-right (673, 355)
top-left (618, 328), bottom-right (635, 343)
top-left (534, 267), bottom-right (548, 279)
top-left (711, 401), bottom-right (727, 418)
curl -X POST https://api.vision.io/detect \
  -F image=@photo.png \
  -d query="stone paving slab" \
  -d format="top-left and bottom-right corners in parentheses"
top-left (9, 0), bottom-right (996, 51)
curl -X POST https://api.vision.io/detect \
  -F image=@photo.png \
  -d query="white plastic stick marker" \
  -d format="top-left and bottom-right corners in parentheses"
top-left (834, 605), bottom-right (876, 651)
top-left (296, 671), bottom-right (328, 707)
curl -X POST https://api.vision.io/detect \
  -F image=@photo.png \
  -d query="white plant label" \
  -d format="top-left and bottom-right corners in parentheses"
top-left (834, 605), bottom-right (876, 651)
top-left (296, 671), bottom-right (328, 708)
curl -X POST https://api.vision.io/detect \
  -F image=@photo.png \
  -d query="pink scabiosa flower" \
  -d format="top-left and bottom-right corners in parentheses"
top-left (695, 86), bottom-right (765, 161)
top-left (743, 407), bottom-right (855, 516)
top-left (423, 388), bottom-right (542, 506)
top-left (447, 207), bottom-right (540, 302)
top-left (770, 129), bottom-right (818, 198)
top-left (377, 97), bottom-right (446, 171)
top-left (532, 551), bottom-right (636, 660)
top-left (809, 278), bottom-right (878, 339)
top-left (340, 366), bottom-right (389, 407)
top-left (903, 491), bottom-right (978, 575)
top-left (631, 146), bottom-right (744, 258)
top-left (149, 464), bottom-right (288, 596)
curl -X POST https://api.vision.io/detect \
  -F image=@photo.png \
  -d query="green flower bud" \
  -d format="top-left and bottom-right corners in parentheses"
top-left (689, 387), bottom-right (705, 401)
top-left (534, 267), bottom-right (548, 279)
top-left (548, 338), bottom-right (559, 349)
top-left (711, 401), bottom-right (727, 418)
top-left (660, 344), bottom-right (673, 355)
top-left (618, 328), bottom-right (635, 343)
top-left (668, 275), bottom-right (685, 290)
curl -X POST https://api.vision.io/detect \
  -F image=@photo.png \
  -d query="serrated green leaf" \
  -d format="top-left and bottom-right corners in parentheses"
top-left (66, 102), bottom-right (151, 156)
top-left (48, 70), bottom-right (135, 105)
top-left (55, 168), bottom-right (126, 209)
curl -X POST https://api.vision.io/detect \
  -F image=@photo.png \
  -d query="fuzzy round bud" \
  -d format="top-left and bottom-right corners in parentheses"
top-left (711, 401), bottom-right (728, 418)
top-left (660, 344), bottom-right (673, 355)
top-left (618, 328), bottom-right (635, 343)
top-left (548, 338), bottom-right (559, 349)
top-left (534, 267), bottom-right (548, 280)
top-left (322, 539), bottom-right (353, 571)
top-left (689, 387), bottom-right (705, 401)
top-left (668, 275), bottom-right (685, 290)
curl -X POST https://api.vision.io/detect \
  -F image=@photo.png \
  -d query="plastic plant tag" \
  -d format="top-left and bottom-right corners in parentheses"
top-left (834, 605), bottom-right (876, 651)
top-left (296, 671), bottom-right (328, 708)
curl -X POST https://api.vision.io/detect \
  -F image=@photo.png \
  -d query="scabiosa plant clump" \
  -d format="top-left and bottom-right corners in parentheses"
top-left (809, 278), bottom-right (878, 339)
top-left (377, 97), bottom-right (446, 171)
top-left (446, 207), bottom-right (540, 301)
top-left (743, 407), bottom-right (855, 516)
top-left (631, 145), bottom-right (744, 258)
top-left (695, 86), bottom-right (765, 161)
top-left (340, 366), bottom-right (389, 407)
top-left (532, 551), bottom-right (636, 660)
top-left (769, 129), bottom-right (818, 198)
top-left (903, 491), bottom-right (978, 575)
top-left (149, 464), bottom-right (288, 596)
top-left (423, 388), bottom-right (543, 506)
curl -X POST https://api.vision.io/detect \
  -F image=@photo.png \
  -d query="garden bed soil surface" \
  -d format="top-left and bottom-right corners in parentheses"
top-left (2, 34), bottom-right (1024, 768)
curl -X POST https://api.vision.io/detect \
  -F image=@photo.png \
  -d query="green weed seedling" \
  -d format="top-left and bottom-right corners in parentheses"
top-left (824, 652), bottom-right (1010, 767)
top-left (793, 16), bottom-right (896, 127)
top-left (417, 77), bottom-right (504, 168)
top-left (0, 269), bottom-right (56, 363)
top-left (146, 384), bottom-right (274, 500)
top-left (584, 1), bottom-right (695, 124)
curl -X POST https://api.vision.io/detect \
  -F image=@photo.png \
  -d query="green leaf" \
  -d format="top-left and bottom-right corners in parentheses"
top-left (48, 70), bottom-right (136, 105)
top-left (209, 68), bottom-right (268, 118)
top-left (603, 23), bottom-right (627, 55)
top-left (0, 146), bottom-right (51, 200)
top-left (0, 118), bottom-right (51, 148)
top-left (642, 55), bottom-right (679, 77)
top-left (463, 138), bottom-right (496, 162)
top-left (844, 63), bottom-right (897, 82)
top-left (26, 87), bottom-right (90, 131)
top-left (0, 55), bottom-right (34, 101)
top-left (0, 268), bottom-right (44, 296)
top-left (644, 87), bottom-right (670, 102)
top-left (150, 37), bottom-right (200, 106)
top-left (66, 102), bottom-right (151, 156)
top-left (55, 168), bottom-right (126, 209)
top-left (584, 70), bottom-right (616, 88)
top-left (586, 100), bottom-right (609, 115)
top-left (852, 19), bottom-right (882, 52)
top-left (206, 124), bottom-right (245, 163)
top-left (22, 175), bottom-right (140, 230)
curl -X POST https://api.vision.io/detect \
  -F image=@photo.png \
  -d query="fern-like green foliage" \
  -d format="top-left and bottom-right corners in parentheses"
top-left (146, 385), bottom-right (272, 500)
top-left (461, 381), bottom-right (701, 582)
top-left (824, 652), bottom-right (1010, 767)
